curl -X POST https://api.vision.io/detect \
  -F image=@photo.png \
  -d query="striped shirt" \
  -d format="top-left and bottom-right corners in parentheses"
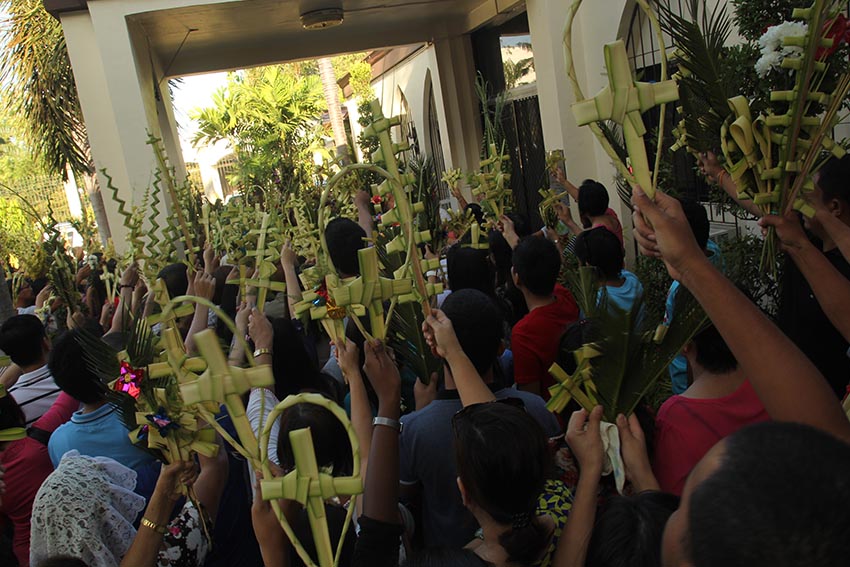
top-left (8, 365), bottom-right (62, 426)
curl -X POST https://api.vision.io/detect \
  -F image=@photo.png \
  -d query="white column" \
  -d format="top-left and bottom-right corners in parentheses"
top-left (59, 6), bottom-right (182, 252)
top-left (528, 0), bottom-right (636, 262)
top-left (433, 36), bottom-right (482, 175)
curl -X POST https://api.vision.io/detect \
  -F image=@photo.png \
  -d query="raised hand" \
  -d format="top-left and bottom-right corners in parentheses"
top-left (565, 406), bottom-right (605, 475)
top-left (616, 412), bottom-right (659, 492)
top-left (363, 340), bottom-right (401, 405)
top-left (248, 307), bottom-right (274, 352)
top-left (632, 187), bottom-right (705, 281)
top-left (422, 308), bottom-right (462, 360)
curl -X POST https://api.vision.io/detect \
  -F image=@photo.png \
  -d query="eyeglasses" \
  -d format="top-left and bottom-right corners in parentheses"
top-left (451, 397), bottom-right (526, 430)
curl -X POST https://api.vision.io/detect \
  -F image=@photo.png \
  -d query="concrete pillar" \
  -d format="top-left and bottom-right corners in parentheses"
top-left (59, 5), bottom-right (183, 252)
top-left (433, 36), bottom-right (482, 174)
top-left (528, 0), bottom-right (636, 262)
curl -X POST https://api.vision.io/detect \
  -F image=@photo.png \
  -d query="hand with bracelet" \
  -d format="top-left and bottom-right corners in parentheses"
top-left (248, 307), bottom-right (274, 363)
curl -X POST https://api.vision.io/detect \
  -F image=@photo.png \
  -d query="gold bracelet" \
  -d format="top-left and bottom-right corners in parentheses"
top-left (715, 169), bottom-right (728, 186)
top-left (141, 517), bottom-right (167, 535)
top-left (253, 347), bottom-right (272, 358)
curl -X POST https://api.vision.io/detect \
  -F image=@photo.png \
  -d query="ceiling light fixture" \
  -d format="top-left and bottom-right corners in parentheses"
top-left (299, 0), bottom-right (344, 30)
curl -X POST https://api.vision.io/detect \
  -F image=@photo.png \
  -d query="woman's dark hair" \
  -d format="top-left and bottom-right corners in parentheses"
top-left (578, 180), bottom-right (610, 218)
top-left (0, 314), bottom-right (46, 367)
top-left (453, 403), bottom-right (551, 565)
top-left (464, 203), bottom-right (486, 226)
top-left (404, 548), bottom-right (491, 567)
top-left (816, 154), bottom-right (850, 205)
top-left (156, 263), bottom-right (189, 299)
top-left (586, 491), bottom-right (679, 567)
top-left (442, 290), bottom-right (503, 376)
top-left (0, 387), bottom-right (25, 431)
top-left (688, 422), bottom-right (850, 567)
top-left (446, 246), bottom-right (495, 297)
top-left (277, 401), bottom-right (353, 476)
top-left (48, 329), bottom-right (107, 404)
top-left (271, 317), bottom-right (322, 400)
top-left (325, 218), bottom-right (367, 276)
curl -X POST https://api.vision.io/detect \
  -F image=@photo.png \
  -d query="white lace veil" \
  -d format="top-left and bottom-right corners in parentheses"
top-left (30, 450), bottom-right (146, 567)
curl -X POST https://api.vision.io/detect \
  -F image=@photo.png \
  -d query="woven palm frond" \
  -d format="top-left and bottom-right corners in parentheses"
top-left (659, 0), bottom-right (735, 153)
top-left (586, 285), bottom-right (708, 421)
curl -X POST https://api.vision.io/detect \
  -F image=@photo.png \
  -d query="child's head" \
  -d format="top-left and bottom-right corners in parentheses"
top-left (325, 218), bottom-right (367, 277)
top-left (663, 422), bottom-right (850, 567)
top-left (574, 227), bottom-right (624, 280)
top-left (48, 329), bottom-right (107, 404)
top-left (686, 324), bottom-right (738, 375)
top-left (453, 402), bottom-right (551, 565)
top-left (678, 198), bottom-right (710, 251)
top-left (587, 491), bottom-right (679, 567)
top-left (0, 314), bottom-right (48, 367)
top-left (578, 180), bottom-right (610, 218)
top-left (441, 289), bottom-right (504, 376)
top-left (277, 400), bottom-right (353, 476)
top-left (446, 246), bottom-right (494, 297)
top-left (511, 237), bottom-right (561, 297)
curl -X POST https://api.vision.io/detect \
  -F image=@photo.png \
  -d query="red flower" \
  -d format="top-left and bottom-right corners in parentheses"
top-left (817, 14), bottom-right (850, 60)
top-left (114, 361), bottom-right (144, 399)
top-left (371, 195), bottom-right (382, 205)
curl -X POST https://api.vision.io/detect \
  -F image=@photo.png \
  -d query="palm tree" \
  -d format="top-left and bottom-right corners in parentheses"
top-left (318, 57), bottom-right (349, 162)
top-left (0, 0), bottom-right (111, 244)
top-left (192, 66), bottom-right (326, 194)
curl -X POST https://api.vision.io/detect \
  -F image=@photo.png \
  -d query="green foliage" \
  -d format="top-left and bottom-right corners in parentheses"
top-left (191, 65), bottom-right (326, 195)
top-left (0, 196), bottom-right (41, 270)
top-left (730, 0), bottom-right (811, 41)
top-left (349, 61), bottom-right (375, 103)
top-left (633, 256), bottom-right (674, 323)
top-left (718, 232), bottom-right (783, 318)
top-left (0, 0), bottom-right (90, 178)
top-left (504, 57), bottom-right (534, 90)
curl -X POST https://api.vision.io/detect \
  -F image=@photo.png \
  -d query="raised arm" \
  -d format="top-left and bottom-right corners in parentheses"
top-left (335, 338), bottom-right (373, 483)
top-left (760, 213), bottom-right (850, 342)
top-left (554, 406), bottom-right (605, 567)
top-left (423, 309), bottom-right (496, 406)
top-left (280, 241), bottom-right (303, 320)
top-left (632, 188), bottom-right (850, 442)
top-left (184, 271), bottom-right (216, 355)
top-left (355, 190), bottom-right (375, 239)
top-left (698, 152), bottom-right (763, 218)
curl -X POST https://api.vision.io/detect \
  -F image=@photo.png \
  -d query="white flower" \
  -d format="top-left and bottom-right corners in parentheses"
top-left (755, 21), bottom-right (808, 77)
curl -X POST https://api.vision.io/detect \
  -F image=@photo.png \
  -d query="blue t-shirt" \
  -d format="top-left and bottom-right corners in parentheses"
top-left (48, 403), bottom-right (158, 473)
top-left (666, 240), bottom-right (724, 394)
top-left (599, 270), bottom-right (645, 314)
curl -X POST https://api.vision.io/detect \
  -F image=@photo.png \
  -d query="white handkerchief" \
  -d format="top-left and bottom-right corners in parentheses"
top-left (600, 421), bottom-right (626, 493)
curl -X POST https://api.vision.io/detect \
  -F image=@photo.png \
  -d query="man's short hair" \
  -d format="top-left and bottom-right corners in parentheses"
top-left (512, 237), bottom-right (562, 297)
top-left (692, 324), bottom-right (737, 374)
top-left (0, 314), bottom-right (46, 366)
top-left (578, 180), bottom-right (610, 217)
top-left (689, 422), bottom-right (850, 567)
top-left (679, 198), bottom-right (711, 251)
top-left (816, 154), bottom-right (850, 206)
top-left (441, 289), bottom-right (504, 376)
top-left (48, 329), bottom-right (107, 404)
top-left (574, 227), bottom-right (624, 280)
top-left (325, 218), bottom-right (367, 276)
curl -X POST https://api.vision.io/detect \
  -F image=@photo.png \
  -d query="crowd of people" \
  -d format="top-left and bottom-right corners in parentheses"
top-left (1, 152), bottom-right (850, 567)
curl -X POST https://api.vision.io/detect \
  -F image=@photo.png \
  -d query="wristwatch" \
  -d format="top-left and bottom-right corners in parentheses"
top-left (372, 416), bottom-right (403, 433)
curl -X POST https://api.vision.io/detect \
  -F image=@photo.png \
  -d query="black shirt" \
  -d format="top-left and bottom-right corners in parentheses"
top-left (778, 247), bottom-right (850, 398)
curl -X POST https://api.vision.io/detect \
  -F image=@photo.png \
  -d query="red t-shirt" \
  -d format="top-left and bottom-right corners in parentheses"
top-left (512, 284), bottom-right (580, 399)
top-left (653, 379), bottom-right (769, 496)
top-left (0, 392), bottom-right (78, 567)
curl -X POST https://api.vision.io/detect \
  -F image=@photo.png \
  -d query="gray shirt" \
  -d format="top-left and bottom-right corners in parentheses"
top-left (399, 387), bottom-right (560, 548)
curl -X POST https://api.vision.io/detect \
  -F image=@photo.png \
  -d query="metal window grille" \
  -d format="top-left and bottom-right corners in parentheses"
top-left (0, 174), bottom-right (73, 221)
top-left (426, 87), bottom-right (450, 202)
top-left (215, 155), bottom-right (240, 198)
top-left (185, 161), bottom-right (204, 192)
